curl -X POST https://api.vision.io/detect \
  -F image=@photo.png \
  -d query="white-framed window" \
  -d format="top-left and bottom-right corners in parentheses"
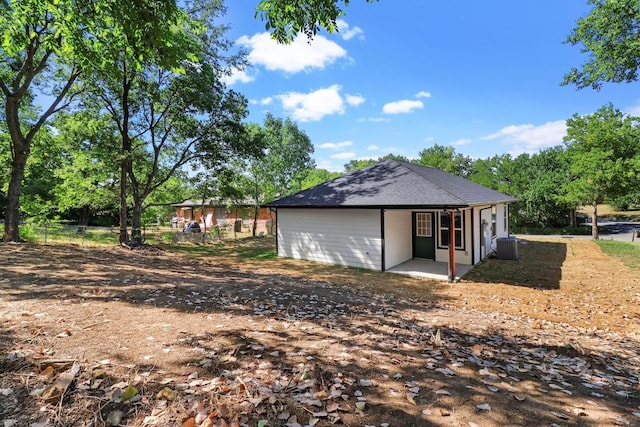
top-left (416, 213), bottom-right (432, 237)
top-left (503, 205), bottom-right (508, 232)
top-left (439, 212), bottom-right (464, 250)
top-left (491, 205), bottom-right (497, 238)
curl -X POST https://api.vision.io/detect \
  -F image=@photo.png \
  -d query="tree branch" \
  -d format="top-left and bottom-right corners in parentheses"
top-left (25, 66), bottom-right (80, 143)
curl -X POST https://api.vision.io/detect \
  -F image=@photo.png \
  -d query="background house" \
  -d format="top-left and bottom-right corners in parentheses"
top-left (265, 160), bottom-right (516, 279)
top-left (172, 199), bottom-right (274, 235)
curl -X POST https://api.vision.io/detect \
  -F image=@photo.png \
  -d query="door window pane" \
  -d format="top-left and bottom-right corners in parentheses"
top-left (416, 213), bottom-right (432, 237)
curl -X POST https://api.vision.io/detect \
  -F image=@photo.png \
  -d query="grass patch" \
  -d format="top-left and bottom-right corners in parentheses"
top-left (464, 239), bottom-right (567, 288)
top-left (595, 240), bottom-right (640, 269)
top-left (164, 236), bottom-right (277, 260)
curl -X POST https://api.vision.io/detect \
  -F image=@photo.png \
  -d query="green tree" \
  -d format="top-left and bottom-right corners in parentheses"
top-left (50, 111), bottom-right (120, 226)
top-left (563, 0), bottom-right (640, 90)
top-left (17, 126), bottom-right (63, 223)
top-left (0, 0), bottom-right (189, 242)
top-left (417, 144), bottom-right (472, 177)
top-left (256, 0), bottom-right (379, 42)
top-left (343, 154), bottom-right (409, 173)
top-left (0, 0), bottom-right (82, 241)
top-left (230, 115), bottom-right (314, 235)
top-left (84, 0), bottom-right (249, 245)
top-left (522, 148), bottom-right (575, 227)
top-left (563, 104), bottom-right (640, 238)
top-left (299, 168), bottom-right (343, 189)
top-left (343, 159), bottom-right (377, 173)
top-left (467, 154), bottom-right (513, 192)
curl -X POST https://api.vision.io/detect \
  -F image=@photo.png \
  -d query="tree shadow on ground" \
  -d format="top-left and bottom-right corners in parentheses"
top-left (0, 243), bottom-right (638, 426)
top-left (465, 239), bottom-right (567, 290)
top-left (0, 247), bottom-right (640, 426)
top-left (92, 300), bottom-right (639, 426)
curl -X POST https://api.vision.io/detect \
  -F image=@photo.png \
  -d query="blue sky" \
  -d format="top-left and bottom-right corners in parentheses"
top-left (222, 1), bottom-right (640, 172)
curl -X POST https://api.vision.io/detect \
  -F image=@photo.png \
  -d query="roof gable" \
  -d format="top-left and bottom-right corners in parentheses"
top-left (266, 159), bottom-right (516, 208)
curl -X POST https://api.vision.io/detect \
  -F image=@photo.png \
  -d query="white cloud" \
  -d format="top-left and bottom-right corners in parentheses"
top-left (222, 68), bottom-right (256, 86)
top-left (331, 151), bottom-right (356, 160)
top-left (482, 120), bottom-right (567, 154)
top-left (451, 138), bottom-right (472, 146)
top-left (624, 100), bottom-right (640, 117)
top-left (357, 117), bottom-right (390, 123)
top-left (382, 99), bottom-right (424, 114)
top-left (316, 159), bottom-right (343, 172)
top-left (237, 32), bottom-right (347, 73)
top-left (336, 19), bottom-right (364, 40)
top-left (415, 91), bottom-right (432, 98)
top-left (367, 144), bottom-right (379, 150)
top-left (318, 141), bottom-right (353, 150)
top-left (278, 85), bottom-right (357, 122)
top-left (250, 97), bottom-right (273, 106)
top-left (424, 136), bottom-right (434, 142)
top-left (345, 94), bottom-right (365, 106)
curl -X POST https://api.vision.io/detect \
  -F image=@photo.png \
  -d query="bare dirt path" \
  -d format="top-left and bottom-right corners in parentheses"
top-left (0, 238), bottom-right (638, 427)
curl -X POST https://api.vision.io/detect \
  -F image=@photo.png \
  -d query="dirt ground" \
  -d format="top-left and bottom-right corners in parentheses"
top-left (0, 237), bottom-right (639, 427)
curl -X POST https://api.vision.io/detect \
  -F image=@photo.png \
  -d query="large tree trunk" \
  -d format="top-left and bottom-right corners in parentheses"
top-left (131, 200), bottom-right (143, 245)
top-left (591, 202), bottom-right (599, 240)
top-left (3, 98), bottom-right (29, 242)
top-left (118, 158), bottom-right (129, 245)
top-left (569, 208), bottom-right (576, 228)
top-left (4, 149), bottom-right (28, 242)
top-left (118, 77), bottom-right (132, 245)
top-left (78, 206), bottom-right (90, 227)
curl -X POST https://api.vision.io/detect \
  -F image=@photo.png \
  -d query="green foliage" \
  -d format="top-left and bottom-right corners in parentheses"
top-left (82, 0), bottom-right (248, 243)
top-left (233, 114), bottom-right (315, 206)
top-left (50, 111), bottom-right (119, 224)
top-left (1, 0), bottom-right (196, 241)
top-left (563, 104), bottom-right (640, 208)
top-left (610, 192), bottom-right (640, 211)
top-left (343, 158), bottom-right (377, 173)
top-left (417, 144), bottom-right (472, 177)
top-left (17, 223), bottom-right (37, 243)
top-left (343, 153), bottom-right (409, 173)
top-left (513, 148), bottom-right (575, 227)
top-left (255, 0), bottom-right (379, 43)
top-left (467, 154), bottom-right (512, 192)
top-left (563, 0), bottom-right (640, 90)
top-left (299, 168), bottom-right (343, 189)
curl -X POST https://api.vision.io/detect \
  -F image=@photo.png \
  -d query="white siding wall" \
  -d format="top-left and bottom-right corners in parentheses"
top-left (383, 210), bottom-right (412, 269)
top-left (496, 203), bottom-right (510, 238)
top-left (277, 209), bottom-right (382, 270)
top-left (474, 203), bottom-right (511, 262)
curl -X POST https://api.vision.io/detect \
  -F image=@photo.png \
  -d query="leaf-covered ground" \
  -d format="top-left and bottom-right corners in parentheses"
top-left (0, 237), bottom-right (638, 427)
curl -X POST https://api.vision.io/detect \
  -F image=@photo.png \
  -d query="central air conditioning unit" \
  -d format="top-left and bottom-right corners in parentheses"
top-left (496, 237), bottom-right (519, 260)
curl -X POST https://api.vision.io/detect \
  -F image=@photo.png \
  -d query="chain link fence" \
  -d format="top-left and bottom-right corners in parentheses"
top-left (8, 221), bottom-right (274, 245)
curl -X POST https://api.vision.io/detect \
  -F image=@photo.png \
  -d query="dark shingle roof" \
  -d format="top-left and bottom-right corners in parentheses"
top-left (265, 159), bottom-right (516, 208)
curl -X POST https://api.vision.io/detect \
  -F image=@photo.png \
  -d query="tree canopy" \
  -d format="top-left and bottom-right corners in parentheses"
top-left (417, 144), bottom-right (472, 177)
top-left (563, 0), bottom-right (640, 89)
top-left (563, 103), bottom-right (640, 238)
top-left (255, 0), bottom-right (379, 43)
top-left (225, 115), bottom-right (314, 235)
top-left (0, 0), bottom-right (192, 241)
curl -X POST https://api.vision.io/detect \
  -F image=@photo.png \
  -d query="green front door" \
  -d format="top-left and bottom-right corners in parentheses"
top-left (413, 212), bottom-right (435, 259)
